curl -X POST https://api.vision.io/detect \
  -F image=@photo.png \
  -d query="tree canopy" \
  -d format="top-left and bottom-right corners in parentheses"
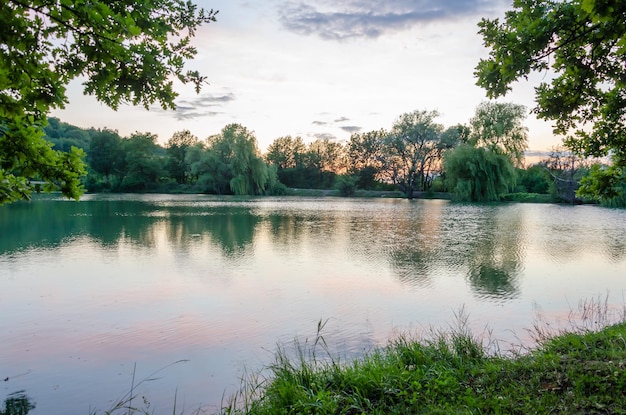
top-left (469, 102), bottom-right (528, 166)
top-left (440, 102), bottom-right (528, 202)
top-left (578, 163), bottom-right (626, 206)
top-left (0, 0), bottom-right (217, 204)
top-left (475, 0), bottom-right (626, 163)
top-left (444, 144), bottom-right (517, 202)
top-left (385, 110), bottom-right (446, 198)
top-left (347, 129), bottom-right (387, 189)
top-left (166, 130), bottom-right (199, 184)
top-left (206, 124), bottom-right (273, 195)
top-left (265, 136), bottom-right (306, 170)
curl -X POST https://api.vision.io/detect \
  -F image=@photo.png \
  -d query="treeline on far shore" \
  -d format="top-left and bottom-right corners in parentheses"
top-left (43, 104), bottom-right (625, 207)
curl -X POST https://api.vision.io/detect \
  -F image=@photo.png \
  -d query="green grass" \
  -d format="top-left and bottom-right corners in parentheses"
top-left (222, 304), bottom-right (626, 415)
top-left (81, 299), bottom-right (626, 415)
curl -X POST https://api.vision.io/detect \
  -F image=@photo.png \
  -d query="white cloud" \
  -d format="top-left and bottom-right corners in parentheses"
top-left (51, 0), bottom-right (561, 153)
top-left (278, 0), bottom-right (508, 40)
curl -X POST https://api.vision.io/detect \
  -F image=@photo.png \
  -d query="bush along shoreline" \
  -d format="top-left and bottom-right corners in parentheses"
top-left (221, 308), bottom-right (626, 415)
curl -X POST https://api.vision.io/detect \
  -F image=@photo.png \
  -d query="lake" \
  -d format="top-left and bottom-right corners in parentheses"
top-left (1, 194), bottom-right (625, 414)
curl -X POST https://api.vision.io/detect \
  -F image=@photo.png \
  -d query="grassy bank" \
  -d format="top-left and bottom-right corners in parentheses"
top-left (285, 189), bottom-right (559, 203)
top-left (88, 302), bottom-right (626, 415)
top-left (285, 188), bottom-right (406, 198)
top-left (223, 313), bottom-right (626, 414)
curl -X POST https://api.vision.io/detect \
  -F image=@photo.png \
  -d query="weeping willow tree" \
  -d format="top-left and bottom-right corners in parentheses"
top-left (468, 102), bottom-right (528, 167)
top-left (229, 158), bottom-right (268, 195)
top-left (205, 123), bottom-right (274, 195)
top-left (443, 144), bottom-right (516, 202)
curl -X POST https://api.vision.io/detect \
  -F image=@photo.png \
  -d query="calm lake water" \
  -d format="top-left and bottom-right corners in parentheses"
top-left (1, 194), bottom-right (626, 414)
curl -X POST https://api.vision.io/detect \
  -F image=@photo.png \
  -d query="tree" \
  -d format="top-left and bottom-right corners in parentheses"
top-left (334, 174), bottom-right (358, 196)
top-left (120, 132), bottom-right (166, 191)
top-left (43, 117), bottom-right (93, 152)
top-left (186, 142), bottom-right (231, 194)
top-left (1, 117), bottom-right (87, 203)
top-left (281, 138), bottom-right (343, 189)
top-left (441, 124), bottom-right (471, 148)
top-left (517, 164), bottom-right (551, 194)
top-left (225, 125), bottom-right (269, 195)
top-left (305, 138), bottom-right (346, 174)
top-left (265, 136), bottom-right (306, 169)
top-left (205, 124), bottom-right (270, 195)
top-left (265, 135), bottom-right (309, 188)
top-left (441, 103), bottom-right (527, 201)
top-left (0, 0), bottom-right (217, 204)
top-left (166, 130), bottom-right (199, 184)
top-left (469, 102), bottom-right (529, 166)
top-left (475, 0), bottom-right (626, 163)
top-left (347, 129), bottom-right (387, 189)
top-left (577, 162), bottom-right (626, 207)
top-left (384, 110), bottom-right (445, 198)
top-left (540, 146), bottom-right (588, 203)
top-left (444, 144), bottom-right (517, 202)
top-left (88, 129), bottom-right (124, 185)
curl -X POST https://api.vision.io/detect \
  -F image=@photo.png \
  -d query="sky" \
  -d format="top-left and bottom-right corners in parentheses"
top-left (51, 0), bottom-right (561, 156)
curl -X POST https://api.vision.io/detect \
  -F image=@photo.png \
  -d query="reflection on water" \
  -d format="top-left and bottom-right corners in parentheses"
top-left (1, 194), bottom-right (625, 414)
top-left (536, 205), bottom-right (626, 263)
top-left (0, 195), bottom-right (262, 256)
top-left (465, 205), bottom-right (525, 299)
top-left (3, 196), bottom-right (623, 291)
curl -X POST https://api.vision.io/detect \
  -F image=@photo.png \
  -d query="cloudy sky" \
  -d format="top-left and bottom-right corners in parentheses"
top-left (51, 0), bottom-right (560, 155)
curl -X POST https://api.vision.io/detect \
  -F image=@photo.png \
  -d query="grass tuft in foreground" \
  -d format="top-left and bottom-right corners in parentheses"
top-left (222, 305), bottom-right (626, 414)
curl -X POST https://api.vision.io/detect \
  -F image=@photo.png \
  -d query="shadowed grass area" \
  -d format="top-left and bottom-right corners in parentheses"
top-left (221, 301), bottom-right (626, 415)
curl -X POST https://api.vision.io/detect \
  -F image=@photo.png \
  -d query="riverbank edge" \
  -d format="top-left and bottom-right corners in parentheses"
top-left (221, 319), bottom-right (626, 414)
top-left (79, 189), bottom-right (564, 204)
top-left (287, 189), bottom-right (569, 204)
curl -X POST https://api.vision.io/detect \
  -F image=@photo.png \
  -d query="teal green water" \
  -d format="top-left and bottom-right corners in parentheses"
top-left (1, 194), bottom-right (625, 414)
